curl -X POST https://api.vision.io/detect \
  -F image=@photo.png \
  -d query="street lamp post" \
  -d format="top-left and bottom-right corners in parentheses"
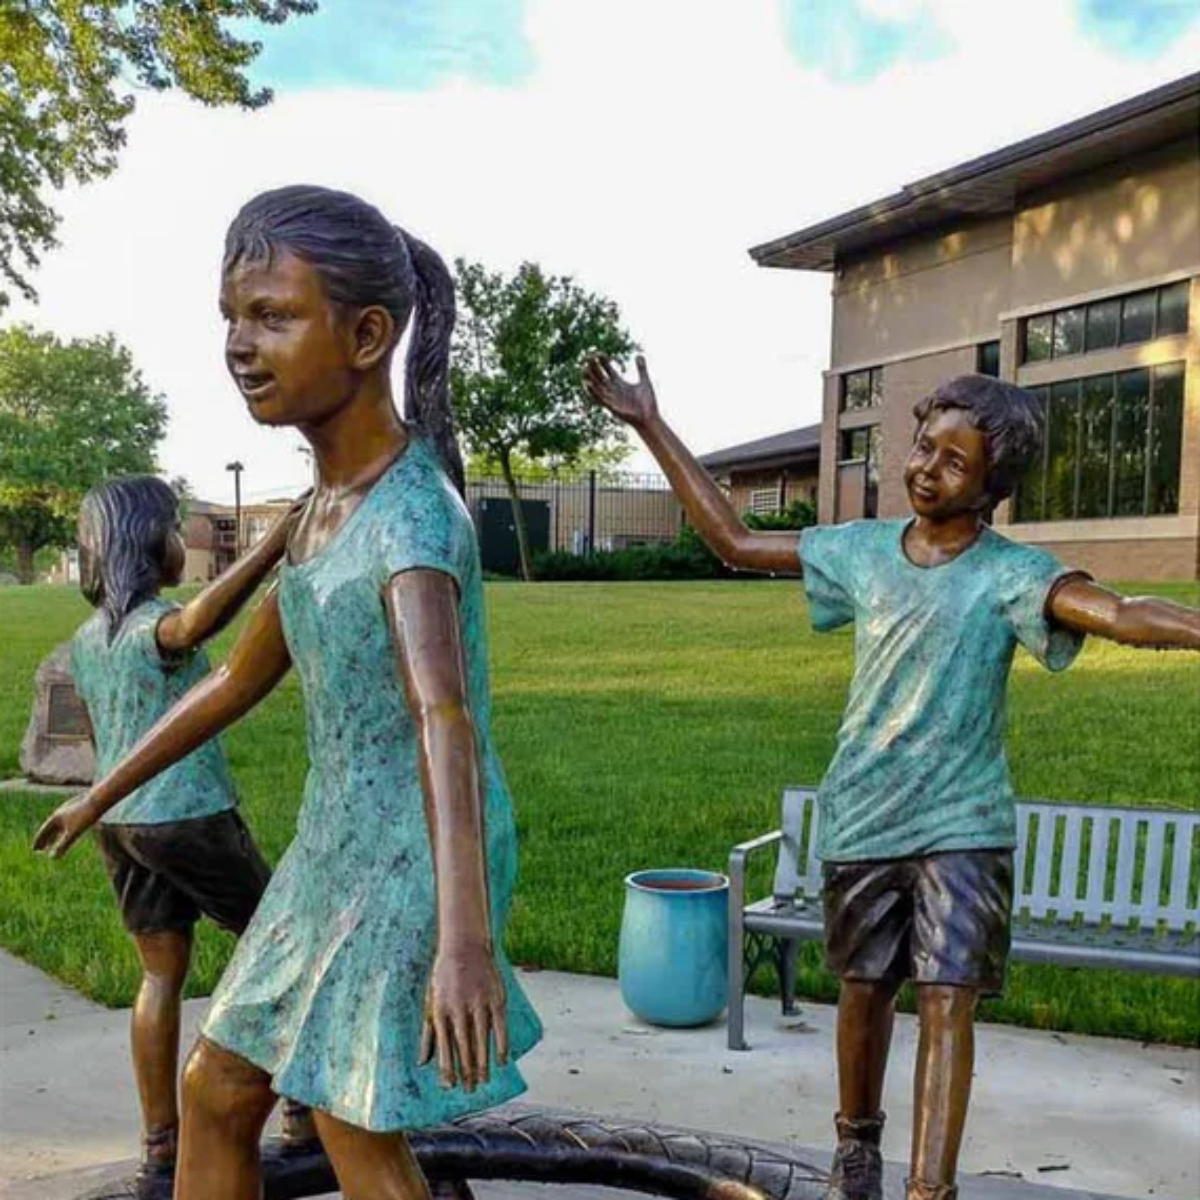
top-left (225, 460), bottom-right (244, 559)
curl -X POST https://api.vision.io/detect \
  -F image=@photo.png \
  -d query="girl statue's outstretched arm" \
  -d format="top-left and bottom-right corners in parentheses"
top-left (33, 587), bottom-right (293, 857)
top-left (157, 495), bottom-right (305, 655)
top-left (583, 356), bottom-right (801, 576)
top-left (385, 568), bottom-right (508, 1094)
top-left (1049, 577), bottom-right (1200, 649)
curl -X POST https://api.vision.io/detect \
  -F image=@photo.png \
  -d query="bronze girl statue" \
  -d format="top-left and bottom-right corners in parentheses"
top-left (38, 187), bottom-right (542, 1200)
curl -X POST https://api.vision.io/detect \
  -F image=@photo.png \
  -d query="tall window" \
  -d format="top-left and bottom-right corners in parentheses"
top-left (840, 425), bottom-right (880, 518)
top-left (842, 366), bottom-right (883, 412)
top-left (977, 341), bottom-right (1001, 377)
top-left (1022, 280), bottom-right (1190, 364)
top-left (1013, 363), bottom-right (1185, 521)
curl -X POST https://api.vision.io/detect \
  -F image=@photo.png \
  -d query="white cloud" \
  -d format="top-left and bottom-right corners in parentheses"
top-left (8, 0), bottom-right (1200, 501)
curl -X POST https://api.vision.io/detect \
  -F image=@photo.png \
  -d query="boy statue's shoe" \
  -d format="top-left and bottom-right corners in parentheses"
top-left (905, 1179), bottom-right (958, 1200)
top-left (131, 1159), bottom-right (174, 1200)
top-left (824, 1111), bottom-right (885, 1200)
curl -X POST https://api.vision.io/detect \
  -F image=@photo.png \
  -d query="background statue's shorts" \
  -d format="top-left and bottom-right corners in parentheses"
top-left (822, 849), bottom-right (1013, 994)
top-left (94, 809), bottom-right (271, 936)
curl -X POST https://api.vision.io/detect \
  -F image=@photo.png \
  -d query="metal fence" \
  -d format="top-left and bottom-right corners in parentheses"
top-left (464, 469), bottom-right (683, 575)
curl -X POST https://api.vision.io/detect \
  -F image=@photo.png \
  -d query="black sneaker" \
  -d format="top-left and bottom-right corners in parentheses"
top-left (132, 1159), bottom-right (175, 1200)
top-left (824, 1112), bottom-right (885, 1200)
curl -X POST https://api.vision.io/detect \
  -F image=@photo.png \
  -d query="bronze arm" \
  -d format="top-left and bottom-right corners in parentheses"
top-left (384, 568), bottom-right (508, 1095)
top-left (157, 498), bottom-right (304, 656)
top-left (1049, 577), bottom-right (1200, 650)
top-left (582, 356), bottom-right (799, 576)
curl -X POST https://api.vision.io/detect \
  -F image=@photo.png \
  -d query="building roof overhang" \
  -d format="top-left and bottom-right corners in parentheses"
top-left (749, 72), bottom-right (1200, 273)
top-left (699, 423), bottom-right (822, 473)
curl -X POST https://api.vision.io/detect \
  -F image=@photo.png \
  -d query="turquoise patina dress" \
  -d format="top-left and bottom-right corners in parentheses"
top-left (202, 438), bottom-right (542, 1131)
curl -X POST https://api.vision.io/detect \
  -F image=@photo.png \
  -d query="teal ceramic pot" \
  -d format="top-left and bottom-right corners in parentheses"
top-left (618, 868), bottom-right (729, 1027)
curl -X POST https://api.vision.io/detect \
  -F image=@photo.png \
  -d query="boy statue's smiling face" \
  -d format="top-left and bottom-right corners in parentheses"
top-left (903, 406), bottom-right (991, 521)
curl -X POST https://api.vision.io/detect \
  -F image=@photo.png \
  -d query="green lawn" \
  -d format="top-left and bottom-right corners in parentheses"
top-left (0, 579), bottom-right (1197, 1043)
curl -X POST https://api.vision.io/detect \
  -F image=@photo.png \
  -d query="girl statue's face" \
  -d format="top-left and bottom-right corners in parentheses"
top-left (219, 250), bottom-right (364, 429)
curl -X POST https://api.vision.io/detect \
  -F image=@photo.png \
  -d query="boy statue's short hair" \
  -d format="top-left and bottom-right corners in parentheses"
top-left (912, 374), bottom-right (1043, 505)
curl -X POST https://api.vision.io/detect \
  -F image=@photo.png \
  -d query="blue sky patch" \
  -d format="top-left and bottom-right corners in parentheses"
top-left (243, 0), bottom-right (534, 92)
top-left (783, 1), bottom-right (953, 83)
top-left (1076, 0), bottom-right (1200, 60)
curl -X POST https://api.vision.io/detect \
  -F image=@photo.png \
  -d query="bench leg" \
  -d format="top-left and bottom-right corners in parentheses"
top-left (727, 858), bottom-right (748, 1051)
top-left (778, 937), bottom-right (801, 1017)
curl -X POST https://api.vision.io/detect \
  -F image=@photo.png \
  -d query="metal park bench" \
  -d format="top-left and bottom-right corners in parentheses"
top-left (727, 786), bottom-right (1200, 1051)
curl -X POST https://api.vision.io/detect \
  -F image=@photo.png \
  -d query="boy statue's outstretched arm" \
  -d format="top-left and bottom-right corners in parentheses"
top-left (582, 356), bottom-right (800, 576)
top-left (1050, 577), bottom-right (1200, 650)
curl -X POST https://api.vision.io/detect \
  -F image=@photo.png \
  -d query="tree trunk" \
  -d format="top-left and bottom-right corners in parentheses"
top-left (15, 542), bottom-right (34, 584)
top-left (499, 451), bottom-right (535, 582)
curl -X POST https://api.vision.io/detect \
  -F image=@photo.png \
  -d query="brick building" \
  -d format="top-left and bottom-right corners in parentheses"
top-left (751, 73), bottom-right (1200, 581)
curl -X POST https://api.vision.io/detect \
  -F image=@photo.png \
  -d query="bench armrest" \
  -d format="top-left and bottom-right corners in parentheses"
top-left (728, 829), bottom-right (783, 918)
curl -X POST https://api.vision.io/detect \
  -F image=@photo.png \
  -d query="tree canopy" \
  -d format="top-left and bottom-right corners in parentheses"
top-left (0, 0), bottom-right (318, 307)
top-left (0, 323), bottom-right (167, 579)
top-left (450, 258), bottom-right (635, 579)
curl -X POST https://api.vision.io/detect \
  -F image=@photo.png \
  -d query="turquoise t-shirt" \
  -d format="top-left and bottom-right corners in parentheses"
top-left (799, 519), bottom-right (1085, 863)
top-left (70, 598), bottom-right (237, 825)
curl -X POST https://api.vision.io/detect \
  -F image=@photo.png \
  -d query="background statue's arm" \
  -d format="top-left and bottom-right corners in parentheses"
top-left (583, 356), bottom-right (800, 576)
top-left (385, 568), bottom-right (507, 1094)
top-left (157, 497), bottom-right (302, 655)
top-left (34, 586), bottom-right (292, 856)
top-left (1049, 577), bottom-right (1200, 649)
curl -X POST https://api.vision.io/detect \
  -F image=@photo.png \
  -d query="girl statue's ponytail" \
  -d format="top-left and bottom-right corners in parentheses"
top-left (398, 229), bottom-right (465, 497)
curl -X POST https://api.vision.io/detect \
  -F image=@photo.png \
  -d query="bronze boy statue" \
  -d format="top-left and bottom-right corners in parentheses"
top-left (36, 187), bottom-right (542, 1200)
top-left (584, 357), bottom-right (1200, 1200)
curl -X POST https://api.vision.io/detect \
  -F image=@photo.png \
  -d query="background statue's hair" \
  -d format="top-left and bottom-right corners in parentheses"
top-left (913, 374), bottom-right (1044, 507)
top-left (223, 185), bottom-right (464, 493)
top-left (78, 476), bottom-right (179, 641)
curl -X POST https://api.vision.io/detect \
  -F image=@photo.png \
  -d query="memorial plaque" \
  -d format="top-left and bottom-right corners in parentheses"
top-left (19, 642), bottom-right (95, 785)
top-left (47, 682), bottom-right (91, 741)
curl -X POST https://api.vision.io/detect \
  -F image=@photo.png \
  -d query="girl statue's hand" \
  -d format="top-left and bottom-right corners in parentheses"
top-left (419, 943), bottom-right (509, 1092)
top-left (32, 793), bottom-right (97, 859)
top-left (583, 354), bottom-right (658, 430)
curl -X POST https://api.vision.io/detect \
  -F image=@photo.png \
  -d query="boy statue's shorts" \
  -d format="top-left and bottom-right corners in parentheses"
top-left (822, 849), bottom-right (1013, 994)
top-left (94, 809), bottom-right (271, 936)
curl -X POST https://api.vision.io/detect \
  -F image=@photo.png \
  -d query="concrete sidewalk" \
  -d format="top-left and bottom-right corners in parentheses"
top-left (2, 950), bottom-right (1196, 1199)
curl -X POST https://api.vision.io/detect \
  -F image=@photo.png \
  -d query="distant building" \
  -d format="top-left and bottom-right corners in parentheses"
top-left (698, 425), bottom-right (821, 516)
top-left (751, 73), bottom-right (1200, 581)
top-left (183, 498), bottom-right (293, 580)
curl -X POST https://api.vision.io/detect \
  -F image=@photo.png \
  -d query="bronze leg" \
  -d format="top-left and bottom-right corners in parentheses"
top-left (910, 983), bottom-right (979, 1190)
top-left (176, 1036), bottom-right (277, 1200)
top-left (129, 929), bottom-right (192, 1163)
top-left (836, 978), bottom-right (899, 1118)
top-left (312, 1109), bottom-right (433, 1200)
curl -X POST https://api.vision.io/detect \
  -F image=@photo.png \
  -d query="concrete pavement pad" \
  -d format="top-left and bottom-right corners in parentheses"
top-left (2, 953), bottom-right (1196, 1199)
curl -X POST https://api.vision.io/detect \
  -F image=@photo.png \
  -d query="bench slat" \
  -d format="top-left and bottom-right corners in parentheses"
top-left (1055, 808), bottom-right (1085, 919)
top-left (1082, 813), bottom-right (1112, 923)
top-left (1141, 817), bottom-right (1167, 918)
top-left (1110, 815), bottom-right (1140, 925)
top-left (1166, 820), bottom-right (1196, 929)
top-left (1028, 809), bottom-right (1058, 919)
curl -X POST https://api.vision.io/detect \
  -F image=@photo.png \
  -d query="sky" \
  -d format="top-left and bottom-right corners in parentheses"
top-left (9, 0), bottom-right (1200, 505)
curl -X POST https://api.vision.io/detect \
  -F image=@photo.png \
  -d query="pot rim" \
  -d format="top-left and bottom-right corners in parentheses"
top-left (624, 867), bottom-right (729, 894)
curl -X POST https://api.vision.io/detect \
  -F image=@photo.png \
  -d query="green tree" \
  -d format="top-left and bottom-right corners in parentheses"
top-left (0, 0), bottom-right (318, 307)
top-left (464, 443), bottom-right (630, 483)
top-left (451, 259), bottom-right (634, 580)
top-left (0, 324), bottom-right (167, 580)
